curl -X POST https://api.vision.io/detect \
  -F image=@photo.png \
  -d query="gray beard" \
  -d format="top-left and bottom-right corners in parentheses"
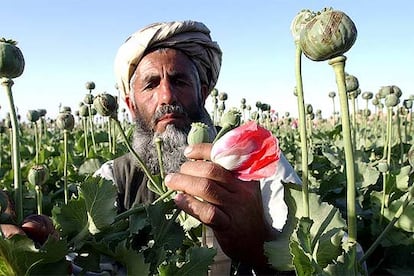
top-left (131, 106), bottom-right (216, 175)
top-left (132, 123), bottom-right (188, 174)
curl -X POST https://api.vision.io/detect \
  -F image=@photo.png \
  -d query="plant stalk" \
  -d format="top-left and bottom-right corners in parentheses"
top-left (294, 43), bottom-right (310, 218)
top-left (1, 78), bottom-right (23, 223)
top-left (63, 130), bottom-right (69, 204)
top-left (328, 56), bottom-right (357, 259)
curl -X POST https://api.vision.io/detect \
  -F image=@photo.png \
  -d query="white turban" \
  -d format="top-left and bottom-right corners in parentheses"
top-left (114, 20), bottom-right (222, 98)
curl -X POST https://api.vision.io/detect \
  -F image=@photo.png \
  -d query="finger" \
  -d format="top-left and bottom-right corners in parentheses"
top-left (179, 160), bottom-right (239, 192)
top-left (184, 143), bottom-right (213, 161)
top-left (0, 224), bottom-right (25, 238)
top-left (174, 192), bottom-right (230, 230)
top-left (165, 173), bottom-right (230, 204)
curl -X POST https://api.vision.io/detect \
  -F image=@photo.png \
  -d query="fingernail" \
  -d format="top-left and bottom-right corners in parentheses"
top-left (164, 173), bottom-right (172, 186)
top-left (184, 146), bottom-right (193, 157)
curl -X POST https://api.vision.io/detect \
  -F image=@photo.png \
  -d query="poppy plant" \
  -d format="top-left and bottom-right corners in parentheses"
top-left (211, 121), bottom-right (280, 181)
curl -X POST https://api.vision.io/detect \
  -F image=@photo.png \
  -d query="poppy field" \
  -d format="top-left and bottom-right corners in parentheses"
top-left (1, 7), bottom-right (414, 276)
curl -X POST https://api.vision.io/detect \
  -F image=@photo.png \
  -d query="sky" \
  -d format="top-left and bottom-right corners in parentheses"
top-left (1, 0), bottom-right (413, 122)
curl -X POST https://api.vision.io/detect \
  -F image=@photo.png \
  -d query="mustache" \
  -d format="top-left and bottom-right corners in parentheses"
top-left (152, 105), bottom-right (187, 123)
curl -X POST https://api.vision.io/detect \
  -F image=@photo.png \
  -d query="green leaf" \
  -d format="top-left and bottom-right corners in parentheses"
top-left (395, 165), bottom-right (411, 191)
top-left (0, 235), bottom-right (69, 275)
top-left (265, 183), bottom-right (346, 271)
top-left (78, 158), bottom-right (102, 175)
top-left (114, 240), bottom-right (150, 275)
top-left (290, 239), bottom-right (315, 276)
top-left (296, 217), bottom-right (313, 254)
top-left (147, 201), bottom-right (185, 251)
top-left (356, 161), bottom-right (380, 189)
top-left (159, 247), bottom-right (216, 276)
top-left (52, 198), bottom-right (88, 242)
top-left (80, 176), bottom-right (118, 234)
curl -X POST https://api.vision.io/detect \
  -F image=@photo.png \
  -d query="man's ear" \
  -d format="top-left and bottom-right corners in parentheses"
top-left (124, 94), bottom-right (136, 120)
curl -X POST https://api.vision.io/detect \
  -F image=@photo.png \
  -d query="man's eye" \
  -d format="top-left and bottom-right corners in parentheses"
top-left (172, 78), bottom-right (187, 86)
top-left (143, 82), bottom-right (157, 90)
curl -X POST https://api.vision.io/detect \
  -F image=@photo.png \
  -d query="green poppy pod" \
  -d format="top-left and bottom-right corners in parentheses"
top-left (210, 88), bottom-right (218, 97)
top-left (218, 92), bottom-right (228, 101)
top-left (56, 112), bottom-right (75, 131)
top-left (78, 104), bottom-right (89, 117)
top-left (299, 8), bottom-right (357, 61)
top-left (363, 109), bottom-right (371, 117)
top-left (371, 98), bottom-right (379, 106)
top-left (403, 99), bottom-right (413, 109)
top-left (377, 161), bottom-right (389, 173)
top-left (85, 81), bottom-right (95, 91)
top-left (93, 93), bottom-right (118, 117)
top-left (60, 106), bottom-right (72, 113)
top-left (345, 73), bottom-right (359, 92)
top-left (187, 122), bottom-right (211, 145)
top-left (389, 85), bottom-right (402, 98)
top-left (0, 38), bottom-right (25, 79)
top-left (240, 98), bottom-right (246, 105)
top-left (26, 110), bottom-right (40, 123)
top-left (362, 91), bottom-right (373, 100)
top-left (399, 106), bottom-right (409, 116)
top-left (83, 93), bottom-right (94, 105)
top-left (27, 164), bottom-right (49, 186)
top-left (328, 91), bottom-right (336, 98)
top-left (220, 108), bottom-right (241, 128)
top-left (291, 9), bottom-right (316, 42)
top-left (384, 94), bottom-right (400, 107)
top-left (306, 104), bottom-right (313, 114)
top-left (37, 109), bottom-right (47, 117)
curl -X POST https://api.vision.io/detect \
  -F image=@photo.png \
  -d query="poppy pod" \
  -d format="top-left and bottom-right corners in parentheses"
top-left (299, 8), bottom-right (357, 61)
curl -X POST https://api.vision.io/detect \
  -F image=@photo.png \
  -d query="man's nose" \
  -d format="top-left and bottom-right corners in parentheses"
top-left (159, 81), bottom-right (177, 105)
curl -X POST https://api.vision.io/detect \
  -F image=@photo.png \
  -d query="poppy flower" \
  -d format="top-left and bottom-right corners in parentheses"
top-left (211, 121), bottom-right (280, 181)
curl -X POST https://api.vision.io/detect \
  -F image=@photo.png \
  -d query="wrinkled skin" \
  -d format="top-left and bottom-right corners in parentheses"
top-left (165, 143), bottom-right (278, 270)
top-left (126, 48), bottom-right (278, 271)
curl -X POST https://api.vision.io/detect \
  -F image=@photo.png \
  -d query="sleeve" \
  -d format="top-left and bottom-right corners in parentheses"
top-left (93, 160), bottom-right (115, 182)
top-left (260, 152), bottom-right (302, 231)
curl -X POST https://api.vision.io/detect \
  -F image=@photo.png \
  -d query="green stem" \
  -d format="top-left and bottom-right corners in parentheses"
top-left (113, 204), bottom-right (146, 223)
top-left (107, 118), bottom-right (112, 154)
top-left (35, 185), bottom-right (42, 215)
top-left (0, 133), bottom-right (2, 168)
top-left (113, 189), bottom-right (176, 223)
top-left (294, 43), bottom-right (310, 218)
top-left (396, 110), bottom-right (404, 164)
top-left (1, 78), bottom-right (23, 223)
top-left (33, 122), bottom-right (39, 164)
top-left (82, 117), bottom-right (89, 157)
top-left (350, 95), bottom-right (357, 151)
top-left (111, 118), bottom-right (158, 188)
top-left (360, 188), bottom-right (413, 264)
top-left (155, 138), bottom-right (166, 191)
top-left (328, 56), bottom-right (357, 254)
top-left (87, 105), bottom-right (97, 153)
top-left (63, 130), bottom-right (69, 204)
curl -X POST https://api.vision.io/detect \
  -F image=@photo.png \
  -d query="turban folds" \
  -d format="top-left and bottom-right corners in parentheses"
top-left (114, 20), bottom-right (222, 98)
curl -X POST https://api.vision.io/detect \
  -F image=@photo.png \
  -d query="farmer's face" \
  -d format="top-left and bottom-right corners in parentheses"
top-left (126, 48), bottom-right (207, 133)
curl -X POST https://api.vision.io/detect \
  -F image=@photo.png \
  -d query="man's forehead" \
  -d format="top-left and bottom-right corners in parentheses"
top-left (136, 49), bottom-right (196, 77)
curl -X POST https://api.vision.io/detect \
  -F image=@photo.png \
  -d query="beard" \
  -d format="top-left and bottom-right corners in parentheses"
top-left (131, 104), bottom-right (216, 175)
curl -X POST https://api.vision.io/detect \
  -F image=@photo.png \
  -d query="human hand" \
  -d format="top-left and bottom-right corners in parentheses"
top-left (165, 143), bottom-right (276, 269)
top-left (0, 191), bottom-right (58, 244)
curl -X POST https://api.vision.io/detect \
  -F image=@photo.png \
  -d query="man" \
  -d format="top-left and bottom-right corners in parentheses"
top-left (95, 20), bottom-right (301, 275)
